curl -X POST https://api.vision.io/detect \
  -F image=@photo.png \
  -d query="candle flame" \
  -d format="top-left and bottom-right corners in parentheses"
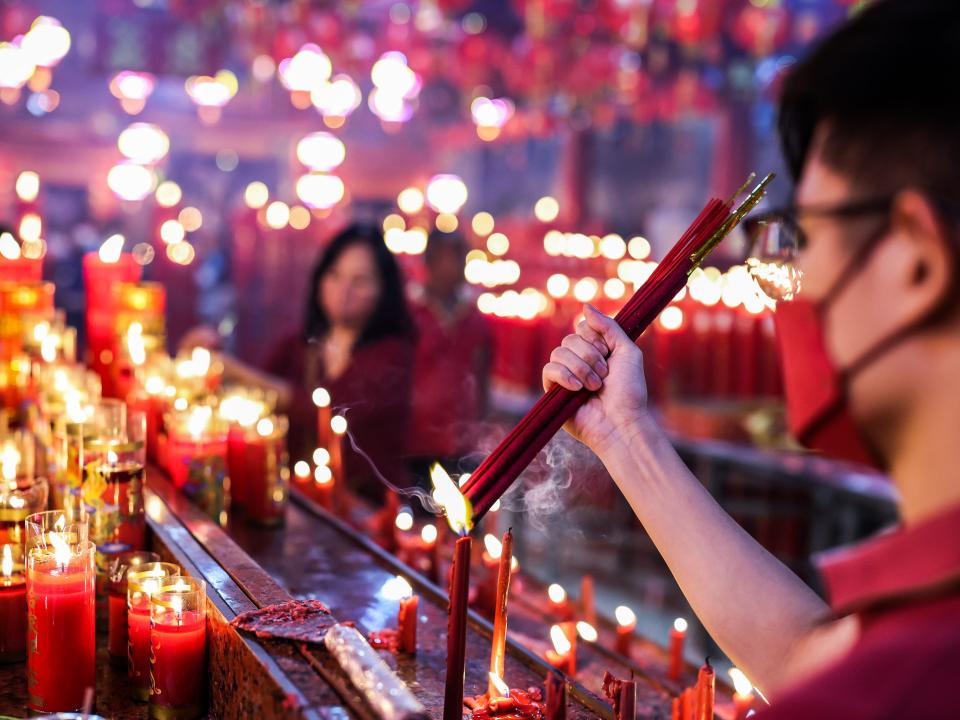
top-left (98, 233), bottom-right (125, 263)
top-left (191, 347), bottom-right (211, 376)
top-left (186, 406), bottom-right (212, 439)
top-left (40, 333), bottom-right (58, 363)
top-left (550, 624), bottom-right (572, 655)
top-left (381, 575), bottom-right (413, 601)
top-left (395, 509), bottom-right (414, 531)
top-left (171, 594), bottom-right (183, 615)
top-left (615, 605), bottom-right (636, 627)
top-left (673, 617), bottom-right (688, 633)
top-left (49, 528), bottom-right (72, 567)
top-left (576, 621), bottom-right (598, 642)
top-left (1, 545), bottom-right (12, 577)
top-left (314, 465), bottom-right (333, 485)
top-left (256, 417), bottom-right (274, 437)
top-left (107, 450), bottom-right (119, 464)
top-left (729, 668), bottom-right (753, 697)
top-left (430, 462), bottom-right (472, 535)
top-left (330, 414), bottom-right (347, 435)
top-left (311, 387), bottom-right (331, 408)
top-left (145, 375), bottom-right (165, 395)
top-left (313, 447), bottom-right (330, 466)
top-left (511, 557), bottom-right (519, 572)
top-left (484, 533), bottom-right (502, 559)
top-left (547, 583), bottom-right (567, 604)
top-left (488, 672), bottom-right (510, 698)
top-left (1, 444), bottom-right (20, 484)
top-left (127, 322), bottom-right (146, 365)
top-left (32, 321), bottom-right (50, 343)
top-left (54, 514), bottom-right (66, 532)
top-left (0, 232), bottom-right (21, 260)
top-left (420, 524), bottom-right (437, 544)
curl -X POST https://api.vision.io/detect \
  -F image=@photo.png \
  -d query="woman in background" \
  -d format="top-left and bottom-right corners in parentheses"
top-left (190, 224), bottom-right (416, 500)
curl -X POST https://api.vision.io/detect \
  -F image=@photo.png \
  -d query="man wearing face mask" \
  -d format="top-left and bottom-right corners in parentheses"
top-left (542, 1), bottom-right (960, 716)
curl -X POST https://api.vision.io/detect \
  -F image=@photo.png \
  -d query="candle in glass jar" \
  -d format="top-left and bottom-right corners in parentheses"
top-left (26, 535), bottom-right (96, 714)
top-left (128, 562), bottom-right (181, 702)
top-left (0, 544), bottom-right (26, 663)
top-left (107, 550), bottom-right (160, 665)
top-left (150, 576), bottom-right (207, 719)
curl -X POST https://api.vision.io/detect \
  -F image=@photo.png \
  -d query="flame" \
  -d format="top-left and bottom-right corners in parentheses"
top-left (547, 583), bottom-right (567, 604)
top-left (313, 447), bottom-right (331, 466)
top-left (381, 575), bottom-right (413, 601)
top-left (186, 406), bottom-right (212, 439)
top-left (488, 672), bottom-right (510, 699)
top-left (54, 514), bottom-right (65, 532)
top-left (127, 322), bottom-right (146, 366)
top-left (49, 529), bottom-right (72, 567)
top-left (1, 444), bottom-right (20, 484)
top-left (40, 333), bottom-right (57, 363)
top-left (256, 417), bottom-right (274, 437)
top-left (32, 320), bottom-right (50, 342)
top-left (420, 524), bottom-right (437, 544)
top-left (550, 625), bottom-right (572, 655)
top-left (430, 463), bottom-right (472, 535)
top-left (729, 668), bottom-right (753, 697)
top-left (0, 232), bottom-right (21, 260)
top-left (576, 621), bottom-right (598, 642)
top-left (191, 347), bottom-right (211, 376)
top-left (330, 414), bottom-right (347, 435)
top-left (484, 533), bottom-right (503, 559)
top-left (1, 545), bottom-right (12, 577)
top-left (394, 509), bottom-right (414, 531)
top-left (171, 594), bottom-right (183, 615)
top-left (98, 233), bottom-right (125, 263)
top-left (145, 375), bottom-right (165, 395)
top-left (311, 387), bottom-right (331, 408)
top-left (314, 465), bottom-right (333, 485)
top-left (673, 617), bottom-right (688, 633)
top-left (107, 450), bottom-right (119, 464)
top-left (615, 605), bottom-right (636, 627)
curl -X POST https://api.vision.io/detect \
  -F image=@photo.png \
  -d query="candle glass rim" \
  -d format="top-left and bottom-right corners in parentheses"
top-left (24, 508), bottom-right (89, 551)
top-left (127, 561), bottom-right (181, 597)
top-left (26, 538), bottom-right (95, 567)
top-left (151, 575), bottom-right (206, 615)
top-left (108, 550), bottom-right (161, 586)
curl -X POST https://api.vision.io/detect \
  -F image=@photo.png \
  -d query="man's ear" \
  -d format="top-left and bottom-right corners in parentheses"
top-left (887, 189), bottom-right (955, 326)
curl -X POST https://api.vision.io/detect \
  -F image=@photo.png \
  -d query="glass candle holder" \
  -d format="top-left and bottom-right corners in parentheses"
top-left (165, 405), bottom-right (229, 524)
top-left (25, 534), bottom-right (96, 714)
top-left (130, 356), bottom-right (174, 463)
top-left (0, 429), bottom-right (36, 486)
top-left (51, 419), bottom-right (85, 512)
top-left (25, 509), bottom-right (89, 552)
top-left (149, 576), bottom-right (207, 719)
top-left (0, 542), bottom-right (26, 663)
top-left (244, 415), bottom-right (289, 527)
top-left (128, 562), bottom-right (180, 702)
top-left (0, 477), bottom-right (48, 547)
top-left (219, 388), bottom-right (273, 510)
top-left (107, 550), bottom-right (160, 665)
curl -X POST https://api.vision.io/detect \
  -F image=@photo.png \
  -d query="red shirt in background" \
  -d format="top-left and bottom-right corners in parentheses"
top-left (759, 502), bottom-right (960, 718)
top-left (407, 294), bottom-right (492, 459)
top-left (265, 333), bottom-right (414, 499)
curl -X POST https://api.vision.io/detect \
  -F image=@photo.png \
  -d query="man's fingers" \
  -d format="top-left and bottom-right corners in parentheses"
top-left (575, 320), bottom-right (608, 357)
top-left (560, 334), bottom-right (608, 378)
top-left (549, 347), bottom-right (603, 390)
top-left (583, 304), bottom-right (631, 352)
top-left (543, 362), bottom-right (584, 392)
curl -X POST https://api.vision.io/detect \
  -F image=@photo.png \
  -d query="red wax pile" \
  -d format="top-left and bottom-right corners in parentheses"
top-left (467, 687), bottom-right (545, 720)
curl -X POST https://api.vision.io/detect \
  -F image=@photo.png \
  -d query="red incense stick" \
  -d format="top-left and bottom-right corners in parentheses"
top-left (444, 536), bottom-right (473, 720)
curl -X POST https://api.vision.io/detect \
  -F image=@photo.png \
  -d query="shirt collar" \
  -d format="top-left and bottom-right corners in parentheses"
top-left (817, 502), bottom-right (960, 615)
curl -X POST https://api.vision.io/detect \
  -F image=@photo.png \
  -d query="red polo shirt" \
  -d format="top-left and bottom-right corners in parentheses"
top-left (758, 502), bottom-right (960, 718)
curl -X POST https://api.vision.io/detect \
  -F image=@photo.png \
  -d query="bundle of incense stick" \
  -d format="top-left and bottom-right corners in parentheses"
top-left (460, 173), bottom-right (775, 523)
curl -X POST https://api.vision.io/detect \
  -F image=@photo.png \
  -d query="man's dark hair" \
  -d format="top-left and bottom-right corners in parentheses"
top-left (778, 0), bottom-right (960, 202)
top-left (304, 223), bottom-right (415, 346)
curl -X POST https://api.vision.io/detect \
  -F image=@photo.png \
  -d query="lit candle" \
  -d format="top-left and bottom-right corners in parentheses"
top-left (166, 405), bottom-right (228, 522)
top-left (546, 624), bottom-right (576, 676)
top-left (150, 576), bottom-right (207, 719)
top-left (313, 462), bottom-right (335, 511)
top-left (25, 511), bottom-right (95, 714)
top-left (312, 386), bottom-right (332, 458)
top-left (127, 562), bottom-right (181, 702)
top-left (695, 658), bottom-right (715, 720)
top-left (614, 604), bottom-right (636, 658)
top-left (729, 667), bottom-right (754, 720)
top-left (421, 523), bottom-right (441, 584)
top-left (547, 583), bottom-right (572, 620)
top-left (106, 550), bottom-right (159, 666)
top-left (619, 676), bottom-right (637, 720)
top-left (487, 529), bottom-right (513, 698)
top-left (444, 535), bottom-right (472, 720)
top-left (580, 575), bottom-right (597, 627)
top-left (244, 415), bottom-right (289, 526)
top-left (669, 617), bottom-right (687, 681)
top-left (545, 669), bottom-right (566, 720)
top-left (0, 544), bottom-right (26, 663)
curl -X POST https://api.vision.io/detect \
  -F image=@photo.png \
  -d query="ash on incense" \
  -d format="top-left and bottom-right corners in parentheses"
top-left (466, 686), bottom-right (545, 720)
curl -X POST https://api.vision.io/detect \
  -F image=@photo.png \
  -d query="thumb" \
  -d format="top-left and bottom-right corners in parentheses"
top-left (583, 304), bottom-right (631, 353)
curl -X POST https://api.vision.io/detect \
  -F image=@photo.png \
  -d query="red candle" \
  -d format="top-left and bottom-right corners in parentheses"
top-left (226, 424), bottom-right (251, 508)
top-left (680, 687), bottom-right (694, 720)
top-left (107, 550), bottom-right (160, 665)
top-left (398, 594), bottom-right (419, 654)
top-left (421, 523), bottom-right (441, 584)
top-left (244, 416), bottom-right (289, 526)
top-left (443, 535), bottom-right (472, 720)
top-left (669, 617), bottom-right (688, 681)
top-left (580, 575), bottom-right (596, 628)
top-left (313, 464), bottom-right (335, 510)
top-left (619, 678), bottom-right (637, 720)
top-left (312, 386), bottom-right (332, 456)
top-left (329, 413), bottom-right (347, 488)
top-left (695, 658), bottom-right (715, 720)
top-left (150, 576), bottom-right (207, 719)
top-left (545, 624), bottom-right (576, 676)
top-left (0, 544), bottom-right (26, 663)
top-left (26, 539), bottom-right (96, 714)
top-left (127, 562), bottom-right (181, 702)
top-left (729, 668), bottom-right (755, 720)
top-left (614, 604), bottom-right (636, 658)
top-left (545, 670), bottom-right (566, 720)
top-left (547, 583), bottom-right (573, 621)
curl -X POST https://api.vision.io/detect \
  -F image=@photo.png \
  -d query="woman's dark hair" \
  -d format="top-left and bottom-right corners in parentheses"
top-left (304, 223), bottom-right (415, 346)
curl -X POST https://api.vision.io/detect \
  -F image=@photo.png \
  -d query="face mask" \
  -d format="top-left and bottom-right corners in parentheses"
top-left (774, 228), bottom-right (915, 470)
